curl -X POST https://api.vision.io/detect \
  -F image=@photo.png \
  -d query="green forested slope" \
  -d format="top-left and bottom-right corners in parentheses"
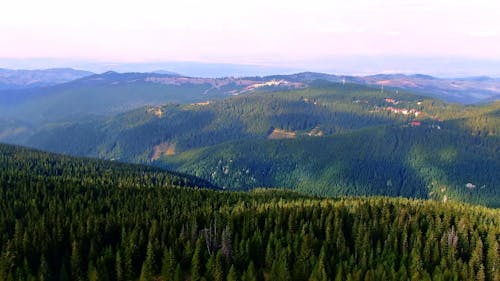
top-left (159, 124), bottom-right (499, 207)
top-left (0, 144), bottom-right (498, 280)
top-left (24, 83), bottom-right (427, 159)
top-left (0, 72), bottom-right (246, 125)
top-left (17, 84), bottom-right (500, 206)
top-left (0, 143), bottom-right (215, 190)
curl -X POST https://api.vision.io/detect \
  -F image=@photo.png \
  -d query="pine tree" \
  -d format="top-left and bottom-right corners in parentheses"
top-left (470, 237), bottom-right (484, 273)
top-left (205, 254), bottom-right (216, 280)
top-left (476, 264), bottom-right (486, 281)
top-left (70, 242), bottom-right (83, 281)
top-left (241, 261), bottom-right (257, 281)
top-left (191, 239), bottom-right (203, 281)
top-left (294, 234), bottom-right (315, 280)
top-left (227, 265), bottom-right (239, 281)
top-left (485, 231), bottom-right (499, 281)
top-left (174, 264), bottom-right (183, 281)
top-left (115, 250), bottom-right (124, 281)
top-left (140, 241), bottom-right (155, 281)
top-left (38, 255), bottom-right (50, 281)
top-left (334, 264), bottom-right (343, 281)
top-left (213, 251), bottom-right (226, 281)
top-left (269, 251), bottom-right (290, 281)
top-left (308, 249), bottom-right (328, 281)
top-left (87, 262), bottom-right (98, 281)
top-left (161, 248), bottom-right (176, 281)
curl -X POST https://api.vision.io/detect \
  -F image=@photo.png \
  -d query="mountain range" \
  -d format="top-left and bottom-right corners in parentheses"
top-left (0, 68), bottom-right (93, 90)
top-left (0, 69), bottom-right (498, 207)
top-left (0, 66), bottom-right (499, 280)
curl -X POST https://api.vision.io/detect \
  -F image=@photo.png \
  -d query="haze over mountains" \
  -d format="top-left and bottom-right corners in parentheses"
top-left (0, 67), bottom-right (498, 207)
top-left (3, 57), bottom-right (500, 77)
top-left (0, 68), bottom-right (93, 90)
top-left (0, 67), bottom-right (499, 116)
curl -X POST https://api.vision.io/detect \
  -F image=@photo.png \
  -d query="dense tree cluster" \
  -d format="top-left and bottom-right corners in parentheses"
top-left (0, 143), bottom-right (499, 281)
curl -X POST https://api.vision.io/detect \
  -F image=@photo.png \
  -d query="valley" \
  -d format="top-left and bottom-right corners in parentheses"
top-left (0, 73), bottom-right (496, 207)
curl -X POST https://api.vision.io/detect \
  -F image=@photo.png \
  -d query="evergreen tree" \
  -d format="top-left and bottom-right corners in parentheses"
top-left (308, 249), bottom-right (329, 281)
top-left (485, 231), bottom-right (499, 281)
top-left (190, 239), bottom-right (203, 281)
top-left (87, 262), bottom-right (98, 281)
top-left (70, 242), bottom-right (83, 281)
top-left (269, 251), bottom-right (290, 281)
top-left (174, 264), bottom-right (183, 281)
top-left (115, 250), bottom-right (124, 281)
top-left (241, 261), bottom-right (257, 281)
top-left (227, 265), bottom-right (240, 281)
top-left (38, 255), bottom-right (50, 281)
top-left (334, 264), bottom-right (343, 281)
top-left (161, 248), bottom-right (176, 281)
top-left (213, 251), bottom-right (226, 281)
top-left (140, 241), bottom-right (155, 281)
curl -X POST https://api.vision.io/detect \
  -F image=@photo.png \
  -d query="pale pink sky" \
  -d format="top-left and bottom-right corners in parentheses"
top-left (1, 0), bottom-right (500, 66)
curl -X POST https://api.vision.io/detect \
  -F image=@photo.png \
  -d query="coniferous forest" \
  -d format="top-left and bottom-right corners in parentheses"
top-left (2, 1), bottom-right (500, 281)
top-left (15, 83), bottom-right (499, 207)
top-left (0, 143), bottom-right (498, 281)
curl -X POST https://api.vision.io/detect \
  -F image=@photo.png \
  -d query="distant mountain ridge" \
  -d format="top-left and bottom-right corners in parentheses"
top-left (1, 69), bottom-right (498, 108)
top-left (151, 69), bottom-right (181, 75)
top-left (0, 70), bottom-right (499, 145)
top-left (277, 72), bottom-right (500, 104)
top-left (0, 71), bottom-right (306, 124)
top-left (0, 68), bottom-right (93, 89)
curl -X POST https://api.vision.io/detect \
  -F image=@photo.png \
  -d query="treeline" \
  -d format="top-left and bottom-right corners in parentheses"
top-left (0, 143), bottom-right (499, 281)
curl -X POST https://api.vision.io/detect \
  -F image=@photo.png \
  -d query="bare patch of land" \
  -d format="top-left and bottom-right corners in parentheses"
top-left (151, 142), bottom-right (176, 160)
top-left (267, 129), bottom-right (296, 139)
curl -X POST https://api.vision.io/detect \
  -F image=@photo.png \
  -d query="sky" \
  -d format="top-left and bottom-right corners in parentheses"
top-left (1, 0), bottom-right (500, 75)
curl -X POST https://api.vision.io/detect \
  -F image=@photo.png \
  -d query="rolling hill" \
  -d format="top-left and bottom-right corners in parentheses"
top-left (0, 68), bottom-right (93, 90)
top-left (17, 82), bottom-right (500, 207)
top-left (268, 72), bottom-right (500, 104)
top-left (1, 71), bottom-right (498, 145)
top-left (0, 71), bottom-right (305, 125)
top-left (2, 70), bottom-right (499, 127)
top-left (0, 142), bottom-right (216, 190)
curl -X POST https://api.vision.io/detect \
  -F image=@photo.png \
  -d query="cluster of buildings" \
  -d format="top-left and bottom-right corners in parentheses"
top-left (384, 98), bottom-right (399, 104)
top-left (385, 106), bottom-right (422, 117)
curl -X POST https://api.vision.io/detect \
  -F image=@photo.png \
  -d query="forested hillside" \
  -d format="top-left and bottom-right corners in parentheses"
top-left (0, 143), bottom-right (498, 281)
top-left (0, 72), bottom-right (304, 125)
top-left (24, 82), bottom-right (428, 157)
top-left (0, 143), bottom-right (215, 190)
top-left (19, 83), bottom-right (500, 207)
top-left (161, 125), bottom-right (499, 207)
